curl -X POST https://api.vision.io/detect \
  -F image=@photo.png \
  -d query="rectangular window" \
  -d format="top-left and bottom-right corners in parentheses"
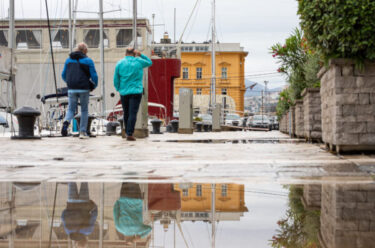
top-left (196, 184), bottom-right (202, 197)
top-left (183, 67), bottom-right (189, 79)
top-left (52, 29), bottom-right (69, 49)
top-left (182, 189), bottom-right (188, 196)
top-left (84, 29), bottom-right (109, 48)
top-left (196, 67), bottom-right (202, 79)
top-left (221, 184), bottom-right (228, 197)
top-left (221, 88), bottom-right (227, 95)
top-left (196, 88), bottom-right (202, 95)
top-left (221, 67), bottom-right (228, 79)
top-left (16, 30), bottom-right (42, 49)
top-left (0, 30), bottom-right (8, 47)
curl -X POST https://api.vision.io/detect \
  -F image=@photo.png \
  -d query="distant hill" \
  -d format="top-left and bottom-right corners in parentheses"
top-left (245, 80), bottom-right (282, 97)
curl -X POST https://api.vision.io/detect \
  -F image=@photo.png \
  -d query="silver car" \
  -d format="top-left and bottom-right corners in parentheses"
top-left (246, 115), bottom-right (270, 129)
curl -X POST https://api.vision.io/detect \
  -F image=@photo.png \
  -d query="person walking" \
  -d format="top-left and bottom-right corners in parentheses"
top-left (61, 182), bottom-right (97, 248)
top-left (61, 42), bottom-right (98, 139)
top-left (113, 48), bottom-right (152, 141)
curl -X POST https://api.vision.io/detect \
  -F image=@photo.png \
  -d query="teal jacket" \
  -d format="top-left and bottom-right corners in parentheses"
top-left (113, 197), bottom-right (152, 238)
top-left (113, 54), bottom-right (152, 96)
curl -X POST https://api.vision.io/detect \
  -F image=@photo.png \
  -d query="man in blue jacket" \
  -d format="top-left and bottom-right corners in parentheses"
top-left (114, 48), bottom-right (152, 141)
top-left (61, 42), bottom-right (98, 139)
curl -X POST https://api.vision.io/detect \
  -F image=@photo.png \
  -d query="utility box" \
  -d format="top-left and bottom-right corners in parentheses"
top-left (212, 103), bottom-right (222, 132)
top-left (178, 88), bottom-right (193, 134)
top-left (134, 68), bottom-right (149, 138)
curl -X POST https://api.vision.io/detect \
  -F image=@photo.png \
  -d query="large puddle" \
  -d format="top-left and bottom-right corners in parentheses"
top-left (1, 180), bottom-right (374, 248)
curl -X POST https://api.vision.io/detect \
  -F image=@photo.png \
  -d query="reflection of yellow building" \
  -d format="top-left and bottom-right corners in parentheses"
top-left (153, 41), bottom-right (248, 115)
top-left (174, 184), bottom-right (248, 220)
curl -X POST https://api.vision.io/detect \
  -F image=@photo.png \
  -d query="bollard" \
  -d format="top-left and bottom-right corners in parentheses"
top-left (151, 119), bottom-right (163, 134)
top-left (106, 122), bottom-right (119, 136)
top-left (170, 120), bottom-right (179, 133)
top-left (203, 123), bottom-right (210, 132)
top-left (11, 106), bottom-right (41, 139)
top-left (74, 113), bottom-right (96, 137)
top-left (166, 124), bottom-right (172, 133)
top-left (242, 117), bottom-right (248, 127)
top-left (118, 117), bottom-right (126, 138)
top-left (196, 122), bottom-right (203, 132)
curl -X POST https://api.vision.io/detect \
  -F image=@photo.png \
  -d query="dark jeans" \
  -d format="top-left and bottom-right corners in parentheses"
top-left (120, 94), bottom-right (142, 136)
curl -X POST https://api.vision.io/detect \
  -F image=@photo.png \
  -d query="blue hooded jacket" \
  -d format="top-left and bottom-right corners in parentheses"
top-left (62, 51), bottom-right (98, 90)
top-left (113, 54), bottom-right (152, 96)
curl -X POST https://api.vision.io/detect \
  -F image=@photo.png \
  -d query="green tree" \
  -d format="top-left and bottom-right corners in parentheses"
top-left (298, 0), bottom-right (375, 65)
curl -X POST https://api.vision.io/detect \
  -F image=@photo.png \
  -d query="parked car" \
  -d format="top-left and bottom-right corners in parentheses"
top-left (246, 115), bottom-right (270, 129)
top-left (269, 116), bottom-right (279, 130)
top-left (198, 113), bottom-right (212, 124)
top-left (224, 113), bottom-right (241, 126)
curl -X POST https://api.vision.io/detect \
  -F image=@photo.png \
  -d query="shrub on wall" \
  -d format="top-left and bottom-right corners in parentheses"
top-left (298, 0), bottom-right (375, 64)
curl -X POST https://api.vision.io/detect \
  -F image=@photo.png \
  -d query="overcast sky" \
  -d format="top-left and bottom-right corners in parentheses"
top-left (0, 0), bottom-right (300, 88)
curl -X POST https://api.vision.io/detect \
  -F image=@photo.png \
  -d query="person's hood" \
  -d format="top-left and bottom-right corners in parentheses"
top-left (69, 51), bottom-right (87, 60)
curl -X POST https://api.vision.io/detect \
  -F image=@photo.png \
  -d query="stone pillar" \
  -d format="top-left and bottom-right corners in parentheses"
top-left (212, 103), bottom-right (222, 132)
top-left (134, 68), bottom-right (149, 138)
top-left (302, 184), bottom-right (321, 210)
top-left (302, 88), bottom-right (322, 142)
top-left (320, 184), bottom-right (375, 248)
top-left (295, 100), bottom-right (304, 138)
top-left (320, 60), bottom-right (375, 152)
top-left (279, 113), bottom-right (288, 133)
top-left (178, 88), bottom-right (193, 134)
top-left (289, 107), bottom-right (295, 137)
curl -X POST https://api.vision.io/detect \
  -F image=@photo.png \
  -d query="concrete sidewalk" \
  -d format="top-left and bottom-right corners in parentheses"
top-left (0, 131), bottom-right (374, 183)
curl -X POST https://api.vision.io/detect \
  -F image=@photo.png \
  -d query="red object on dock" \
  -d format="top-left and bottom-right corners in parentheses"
top-left (148, 58), bottom-right (181, 124)
top-left (107, 58), bottom-right (181, 123)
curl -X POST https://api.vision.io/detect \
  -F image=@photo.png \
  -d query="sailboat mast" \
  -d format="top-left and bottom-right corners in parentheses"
top-left (210, 0), bottom-right (216, 107)
top-left (68, 0), bottom-right (73, 52)
top-left (9, 0), bottom-right (16, 111)
top-left (99, 0), bottom-right (106, 118)
top-left (133, 0), bottom-right (138, 49)
top-left (211, 184), bottom-right (216, 248)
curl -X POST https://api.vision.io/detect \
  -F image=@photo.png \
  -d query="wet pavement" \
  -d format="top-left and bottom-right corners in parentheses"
top-left (0, 131), bottom-right (375, 247)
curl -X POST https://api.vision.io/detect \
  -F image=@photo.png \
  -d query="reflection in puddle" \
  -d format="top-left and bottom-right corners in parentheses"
top-left (155, 139), bottom-right (304, 144)
top-left (0, 181), bottom-right (374, 247)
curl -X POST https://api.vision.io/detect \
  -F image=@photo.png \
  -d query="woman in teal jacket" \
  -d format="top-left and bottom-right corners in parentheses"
top-left (113, 48), bottom-right (152, 141)
top-left (113, 183), bottom-right (152, 245)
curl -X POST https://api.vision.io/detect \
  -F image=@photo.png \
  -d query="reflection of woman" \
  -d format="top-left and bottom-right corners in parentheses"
top-left (61, 182), bottom-right (97, 248)
top-left (113, 183), bottom-right (152, 244)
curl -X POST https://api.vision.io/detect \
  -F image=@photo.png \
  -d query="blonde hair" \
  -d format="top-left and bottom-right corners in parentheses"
top-left (75, 42), bottom-right (88, 53)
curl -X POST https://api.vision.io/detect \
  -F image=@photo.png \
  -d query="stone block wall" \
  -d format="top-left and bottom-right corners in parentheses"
top-left (320, 60), bottom-right (375, 152)
top-left (320, 184), bottom-right (375, 248)
top-left (279, 113), bottom-right (288, 134)
top-left (295, 100), bottom-right (304, 138)
top-left (302, 88), bottom-right (322, 141)
top-left (302, 184), bottom-right (321, 210)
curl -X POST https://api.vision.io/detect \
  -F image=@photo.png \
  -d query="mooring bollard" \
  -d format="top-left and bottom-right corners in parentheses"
top-left (118, 117), bottom-right (126, 138)
top-left (166, 124), bottom-right (172, 133)
top-left (170, 120), bottom-right (179, 133)
top-left (106, 122), bottom-right (119, 136)
top-left (203, 123), bottom-right (210, 132)
top-left (74, 113), bottom-right (96, 137)
top-left (11, 106), bottom-right (41, 139)
top-left (151, 119), bottom-right (163, 134)
top-left (242, 117), bottom-right (248, 127)
top-left (196, 122), bottom-right (203, 132)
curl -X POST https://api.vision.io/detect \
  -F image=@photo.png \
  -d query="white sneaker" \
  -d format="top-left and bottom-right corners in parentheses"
top-left (79, 132), bottom-right (89, 139)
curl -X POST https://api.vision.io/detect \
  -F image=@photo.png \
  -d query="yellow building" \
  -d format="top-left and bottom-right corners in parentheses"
top-left (174, 183), bottom-right (248, 221)
top-left (153, 42), bottom-right (248, 115)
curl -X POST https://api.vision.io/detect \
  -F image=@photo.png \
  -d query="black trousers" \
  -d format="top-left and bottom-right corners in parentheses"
top-left (120, 94), bottom-right (142, 136)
